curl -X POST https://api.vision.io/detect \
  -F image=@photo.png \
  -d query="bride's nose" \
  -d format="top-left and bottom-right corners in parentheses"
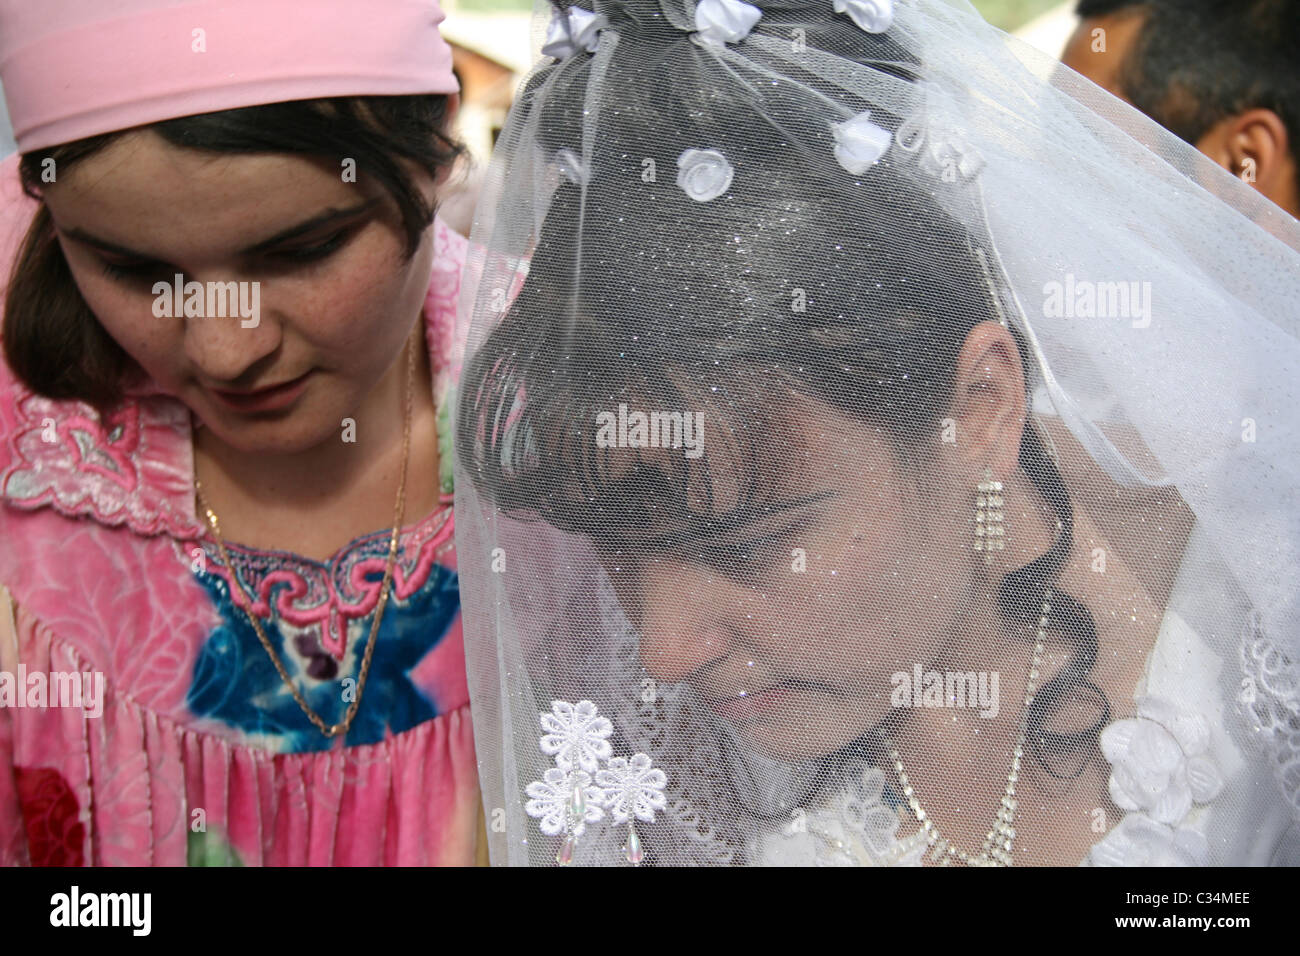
top-left (634, 556), bottom-right (745, 683)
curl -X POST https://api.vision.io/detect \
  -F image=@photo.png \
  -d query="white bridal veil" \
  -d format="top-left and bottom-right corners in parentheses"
top-left (453, 0), bottom-right (1300, 865)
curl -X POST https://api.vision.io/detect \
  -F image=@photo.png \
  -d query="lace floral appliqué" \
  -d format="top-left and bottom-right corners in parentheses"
top-left (525, 699), bottom-right (667, 865)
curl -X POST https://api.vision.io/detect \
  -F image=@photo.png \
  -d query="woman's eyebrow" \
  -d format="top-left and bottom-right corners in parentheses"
top-left (619, 491), bottom-right (837, 553)
top-left (58, 196), bottom-right (383, 260)
top-left (687, 497), bottom-right (831, 547)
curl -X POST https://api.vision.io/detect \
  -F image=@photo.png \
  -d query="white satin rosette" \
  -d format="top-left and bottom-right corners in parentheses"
top-left (833, 0), bottom-right (895, 33)
top-left (540, 6), bottom-right (605, 59)
top-left (676, 148), bottom-right (735, 201)
top-left (693, 0), bottom-right (763, 45)
top-left (832, 110), bottom-right (893, 174)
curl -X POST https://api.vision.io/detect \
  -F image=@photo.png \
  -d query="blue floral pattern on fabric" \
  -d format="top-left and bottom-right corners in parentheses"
top-left (187, 560), bottom-right (460, 753)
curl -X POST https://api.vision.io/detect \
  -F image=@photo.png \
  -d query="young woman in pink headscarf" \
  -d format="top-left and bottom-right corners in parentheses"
top-left (0, 0), bottom-right (484, 865)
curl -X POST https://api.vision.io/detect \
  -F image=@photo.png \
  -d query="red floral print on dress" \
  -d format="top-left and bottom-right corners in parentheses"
top-left (15, 766), bottom-right (86, 866)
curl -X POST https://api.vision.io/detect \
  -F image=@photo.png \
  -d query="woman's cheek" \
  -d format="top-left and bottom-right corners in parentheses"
top-left (300, 246), bottom-right (422, 356)
top-left (75, 277), bottom-right (181, 380)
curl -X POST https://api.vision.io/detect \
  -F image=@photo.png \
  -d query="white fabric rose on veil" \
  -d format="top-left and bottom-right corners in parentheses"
top-left (676, 148), bottom-right (735, 202)
top-left (1101, 696), bottom-right (1224, 822)
top-left (1089, 696), bottom-right (1224, 866)
top-left (832, 111), bottom-right (893, 174)
top-left (693, 0), bottom-right (763, 45)
top-left (540, 6), bottom-right (604, 59)
top-left (833, 0), bottom-right (895, 33)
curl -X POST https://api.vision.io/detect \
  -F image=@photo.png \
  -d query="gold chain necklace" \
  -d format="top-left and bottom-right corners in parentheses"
top-left (887, 586), bottom-right (1053, 866)
top-left (194, 329), bottom-right (417, 739)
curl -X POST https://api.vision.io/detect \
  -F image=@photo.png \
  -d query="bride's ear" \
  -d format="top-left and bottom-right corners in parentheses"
top-left (948, 320), bottom-right (1027, 483)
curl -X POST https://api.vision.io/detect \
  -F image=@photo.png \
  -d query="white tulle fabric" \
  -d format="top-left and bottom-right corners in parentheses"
top-left (453, 0), bottom-right (1300, 865)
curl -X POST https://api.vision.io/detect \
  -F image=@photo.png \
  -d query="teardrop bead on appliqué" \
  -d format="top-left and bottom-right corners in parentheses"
top-left (625, 822), bottom-right (644, 865)
top-left (556, 834), bottom-right (576, 866)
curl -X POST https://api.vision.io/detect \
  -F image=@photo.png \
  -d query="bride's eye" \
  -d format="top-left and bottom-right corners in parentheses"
top-left (697, 519), bottom-right (809, 576)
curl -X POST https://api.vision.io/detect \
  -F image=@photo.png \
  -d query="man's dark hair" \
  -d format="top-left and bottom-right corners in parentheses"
top-left (1074, 0), bottom-right (1142, 16)
top-left (1073, 0), bottom-right (1300, 168)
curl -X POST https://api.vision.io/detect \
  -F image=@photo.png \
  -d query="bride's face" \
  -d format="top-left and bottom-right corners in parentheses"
top-left (603, 322), bottom-right (1027, 762)
top-left (605, 398), bottom-right (975, 761)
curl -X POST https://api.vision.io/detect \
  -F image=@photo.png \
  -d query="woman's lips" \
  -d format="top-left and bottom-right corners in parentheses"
top-left (705, 685), bottom-right (799, 722)
top-left (209, 371), bottom-right (313, 413)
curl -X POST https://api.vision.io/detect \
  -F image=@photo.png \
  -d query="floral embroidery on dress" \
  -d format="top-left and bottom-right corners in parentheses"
top-left (193, 504), bottom-right (454, 660)
top-left (759, 763), bottom-right (927, 867)
top-left (1237, 611), bottom-right (1300, 821)
top-left (1088, 695), bottom-right (1224, 866)
top-left (0, 391), bottom-right (203, 539)
top-left (186, 515), bottom-right (461, 753)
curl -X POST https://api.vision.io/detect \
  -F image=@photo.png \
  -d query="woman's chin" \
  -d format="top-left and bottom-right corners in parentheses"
top-left (194, 401), bottom-right (342, 456)
top-left (709, 688), bottom-right (883, 763)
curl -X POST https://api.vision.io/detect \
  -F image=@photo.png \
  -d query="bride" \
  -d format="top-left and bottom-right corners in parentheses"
top-left (452, 0), bottom-right (1300, 865)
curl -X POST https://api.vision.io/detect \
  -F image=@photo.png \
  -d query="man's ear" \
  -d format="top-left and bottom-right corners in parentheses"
top-left (949, 320), bottom-right (1027, 483)
top-left (1195, 108), bottom-right (1300, 218)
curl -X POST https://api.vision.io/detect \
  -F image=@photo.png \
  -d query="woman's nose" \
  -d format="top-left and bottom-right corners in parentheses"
top-left (179, 274), bottom-right (282, 383)
top-left (634, 556), bottom-right (745, 683)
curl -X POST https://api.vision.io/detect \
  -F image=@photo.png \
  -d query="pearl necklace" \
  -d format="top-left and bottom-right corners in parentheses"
top-left (887, 587), bottom-right (1052, 866)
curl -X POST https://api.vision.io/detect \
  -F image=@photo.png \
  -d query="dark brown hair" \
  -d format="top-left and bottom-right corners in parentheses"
top-left (3, 94), bottom-right (463, 413)
top-left (458, 0), bottom-right (1109, 782)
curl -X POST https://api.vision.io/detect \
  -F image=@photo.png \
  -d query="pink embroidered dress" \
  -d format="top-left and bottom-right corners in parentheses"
top-left (0, 153), bottom-right (481, 866)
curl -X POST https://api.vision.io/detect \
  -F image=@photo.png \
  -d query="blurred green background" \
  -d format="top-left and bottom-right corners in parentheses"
top-left (452, 0), bottom-right (1064, 31)
top-left (970, 0), bottom-right (1063, 28)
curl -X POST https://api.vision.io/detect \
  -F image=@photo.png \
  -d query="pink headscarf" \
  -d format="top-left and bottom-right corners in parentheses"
top-left (0, 0), bottom-right (460, 153)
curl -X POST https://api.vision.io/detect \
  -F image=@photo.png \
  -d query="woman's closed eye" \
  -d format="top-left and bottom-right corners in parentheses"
top-left (98, 226), bottom-right (357, 283)
top-left (268, 227), bottom-right (354, 264)
top-left (692, 518), bottom-right (812, 577)
top-left (100, 257), bottom-right (175, 282)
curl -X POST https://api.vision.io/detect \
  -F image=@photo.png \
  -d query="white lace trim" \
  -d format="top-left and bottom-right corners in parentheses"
top-left (1237, 610), bottom-right (1300, 822)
